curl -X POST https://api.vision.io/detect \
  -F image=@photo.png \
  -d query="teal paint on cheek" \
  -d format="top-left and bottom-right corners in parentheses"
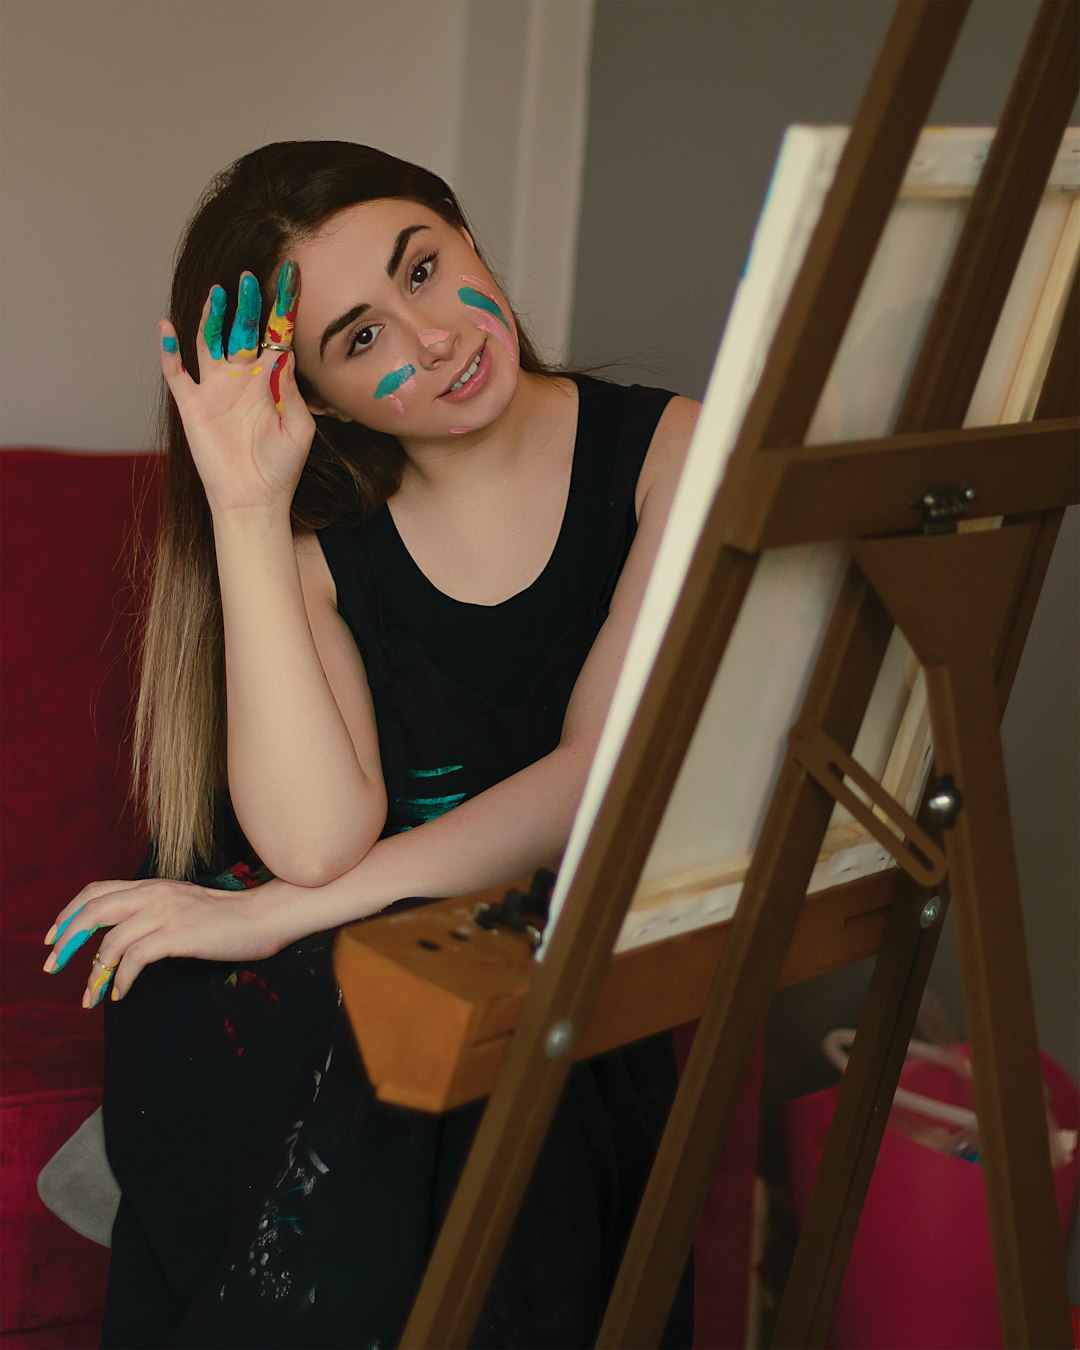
top-left (162, 336), bottom-right (179, 354)
top-left (457, 287), bottom-right (511, 331)
top-left (374, 363), bottom-right (417, 401)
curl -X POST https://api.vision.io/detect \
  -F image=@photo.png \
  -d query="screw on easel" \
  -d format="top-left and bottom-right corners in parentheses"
top-left (926, 775), bottom-right (964, 827)
top-left (544, 1020), bottom-right (575, 1059)
top-left (920, 896), bottom-right (942, 929)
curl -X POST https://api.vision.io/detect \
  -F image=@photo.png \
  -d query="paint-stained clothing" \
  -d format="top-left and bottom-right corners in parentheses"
top-left (101, 374), bottom-right (692, 1349)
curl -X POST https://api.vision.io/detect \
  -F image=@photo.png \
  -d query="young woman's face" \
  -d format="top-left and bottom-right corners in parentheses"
top-left (289, 199), bottom-right (520, 440)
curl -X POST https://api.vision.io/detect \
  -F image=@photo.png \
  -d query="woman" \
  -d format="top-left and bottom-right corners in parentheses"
top-left (44, 142), bottom-right (699, 1348)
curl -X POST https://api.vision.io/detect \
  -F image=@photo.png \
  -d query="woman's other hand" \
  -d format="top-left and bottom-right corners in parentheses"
top-left (42, 877), bottom-right (301, 1008)
top-left (160, 262), bottom-right (315, 515)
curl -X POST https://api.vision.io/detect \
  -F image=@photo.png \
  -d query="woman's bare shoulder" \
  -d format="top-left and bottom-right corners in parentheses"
top-left (635, 394), bottom-right (700, 516)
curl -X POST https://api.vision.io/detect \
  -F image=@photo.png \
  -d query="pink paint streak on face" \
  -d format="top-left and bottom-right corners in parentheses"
top-left (472, 313), bottom-right (518, 365)
top-left (417, 329), bottom-right (450, 348)
top-left (458, 275), bottom-right (519, 367)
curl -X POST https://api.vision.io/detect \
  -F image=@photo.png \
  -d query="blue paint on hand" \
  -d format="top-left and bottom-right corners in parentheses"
top-left (227, 274), bottom-right (262, 357)
top-left (53, 925), bottom-right (100, 973)
top-left (374, 363), bottom-right (417, 401)
top-left (162, 336), bottom-right (179, 354)
top-left (51, 902), bottom-right (87, 948)
top-left (204, 285), bottom-right (227, 360)
top-left (458, 287), bottom-right (510, 330)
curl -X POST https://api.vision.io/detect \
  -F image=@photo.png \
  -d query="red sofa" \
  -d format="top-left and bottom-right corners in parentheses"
top-left (1, 450), bottom-right (160, 1348)
top-left (0, 448), bottom-right (761, 1349)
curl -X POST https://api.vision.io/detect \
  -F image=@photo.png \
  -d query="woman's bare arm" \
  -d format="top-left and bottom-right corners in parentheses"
top-left (214, 515), bottom-right (386, 884)
top-left (159, 276), bottom-right (386, 885)
top-left (48, 397), bottom-right (698, 1000)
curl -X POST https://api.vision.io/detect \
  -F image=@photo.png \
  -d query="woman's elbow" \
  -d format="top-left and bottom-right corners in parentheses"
top-left (254, 812), bottom-right (386, 888)
top-left (266, 840), bottom-right (374, 888)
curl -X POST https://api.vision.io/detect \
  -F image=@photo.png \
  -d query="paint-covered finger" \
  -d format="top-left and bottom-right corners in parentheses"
top-left (227, 273), bottom-right (262, 359)
top-left (44, 922), bottom-right (103, 974)
top-left (45, 901), bottom-right (88, 947)
top-left (202, 284), bottom-right (228, 361)
top-left (262, 259), bottom-right (299, 352)
top-left (83, 951), bottom-right (118, 1009)
top-left (159, 321), bottom-right (183, 372)
top-left (44, 879), bottom-right (148, 949)
top-left (269, 350), bottom-right (289, 415)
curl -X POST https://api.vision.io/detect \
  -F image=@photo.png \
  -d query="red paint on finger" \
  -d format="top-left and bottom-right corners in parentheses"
top-left (270, 352), bottom-right (287, 413)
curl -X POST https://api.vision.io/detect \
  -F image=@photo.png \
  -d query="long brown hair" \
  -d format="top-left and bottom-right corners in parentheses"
top-left (135, 141), bottom-right (554, 878)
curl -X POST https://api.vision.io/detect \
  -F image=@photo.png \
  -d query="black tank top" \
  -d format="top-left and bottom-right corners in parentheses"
top-left (317, 373), bottom-right (673, 839)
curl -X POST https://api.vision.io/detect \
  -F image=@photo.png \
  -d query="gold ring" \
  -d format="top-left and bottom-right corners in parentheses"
top-left (259, 341), bottom-right (292, 352)
top-left (92, 953), bottom-right (118, 973)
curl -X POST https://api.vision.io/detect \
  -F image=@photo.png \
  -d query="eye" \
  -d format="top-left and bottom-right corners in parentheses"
top-left (409, 252), bottom-right (437, 293)
top-left (348, 322), bottom-right (383, 357)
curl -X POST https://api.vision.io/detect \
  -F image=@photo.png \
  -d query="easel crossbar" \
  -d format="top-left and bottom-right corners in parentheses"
top-left (724, 417), bottom-right (1080, 550)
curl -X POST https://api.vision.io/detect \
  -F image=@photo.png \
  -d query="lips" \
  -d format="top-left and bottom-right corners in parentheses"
top-left (438, 340), bottom-right (492, 403)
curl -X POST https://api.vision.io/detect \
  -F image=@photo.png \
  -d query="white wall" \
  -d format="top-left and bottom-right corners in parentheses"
top-left (0, 0), bottom-right (594, 451)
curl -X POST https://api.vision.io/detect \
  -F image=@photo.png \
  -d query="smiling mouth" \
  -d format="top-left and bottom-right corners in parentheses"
top-left (441, 343), bottom-right (485, 396)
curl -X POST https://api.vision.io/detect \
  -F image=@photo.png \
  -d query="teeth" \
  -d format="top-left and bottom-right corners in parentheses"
top-left (450, 352), bottom-right (481, 392)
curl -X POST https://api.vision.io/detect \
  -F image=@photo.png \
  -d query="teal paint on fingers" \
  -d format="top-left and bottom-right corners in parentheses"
top-left (227, 274), bottom-right (262, 358)
top-left (53, 925), bottom-right (101, 973)
top-left (51, 902), bottom-right (88, 947)
top-left (204, 285), bottom-right (227, 360)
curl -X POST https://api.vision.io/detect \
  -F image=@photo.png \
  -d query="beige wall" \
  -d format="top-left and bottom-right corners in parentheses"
top-left (0, 0), bottom-right (593, 450)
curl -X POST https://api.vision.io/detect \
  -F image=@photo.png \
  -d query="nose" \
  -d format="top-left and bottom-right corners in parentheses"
top-left (418, 329), bottom-right (450, 349)
top-left (416, 327), bottom-right (454, 367)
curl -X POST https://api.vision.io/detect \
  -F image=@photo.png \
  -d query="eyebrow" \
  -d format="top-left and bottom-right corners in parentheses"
top-left (318, 224), bottom-right (433, 359)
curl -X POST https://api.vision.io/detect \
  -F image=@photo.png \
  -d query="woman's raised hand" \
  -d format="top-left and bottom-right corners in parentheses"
top-left (160, 261), bottom-right (316, 515)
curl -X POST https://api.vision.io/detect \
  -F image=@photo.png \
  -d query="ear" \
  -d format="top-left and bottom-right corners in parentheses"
top-left (305, 396), bottom-right (354, 424)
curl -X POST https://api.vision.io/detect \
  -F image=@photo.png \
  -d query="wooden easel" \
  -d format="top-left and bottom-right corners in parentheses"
top-left (334, 2), bottom-right (1079, 1344)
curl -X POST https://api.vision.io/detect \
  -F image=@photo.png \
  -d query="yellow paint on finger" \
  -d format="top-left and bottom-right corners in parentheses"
top-left (86, 963), bottom-right (113, 1008)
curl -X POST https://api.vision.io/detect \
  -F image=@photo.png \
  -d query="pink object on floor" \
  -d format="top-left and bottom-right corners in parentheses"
top-left (785, 1047), bottom-right (1079, 1349)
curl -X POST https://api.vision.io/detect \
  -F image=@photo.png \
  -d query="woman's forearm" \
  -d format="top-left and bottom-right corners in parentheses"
top-left (213, 506), bottom-right (384, 882)
top-left (263, 737), bottom-right (594, 936)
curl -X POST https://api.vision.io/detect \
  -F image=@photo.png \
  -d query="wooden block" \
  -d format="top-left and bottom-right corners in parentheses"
top-left (334, 868), bottom-right (900, 1112)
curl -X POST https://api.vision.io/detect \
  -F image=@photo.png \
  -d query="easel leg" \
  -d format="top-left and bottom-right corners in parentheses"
top-left (771, 877), bottom-right (946, 1346)
top-left (596, 572), bottom-right (896, 1348)
top-left (926, 662), bottom-right (1071, 1348)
